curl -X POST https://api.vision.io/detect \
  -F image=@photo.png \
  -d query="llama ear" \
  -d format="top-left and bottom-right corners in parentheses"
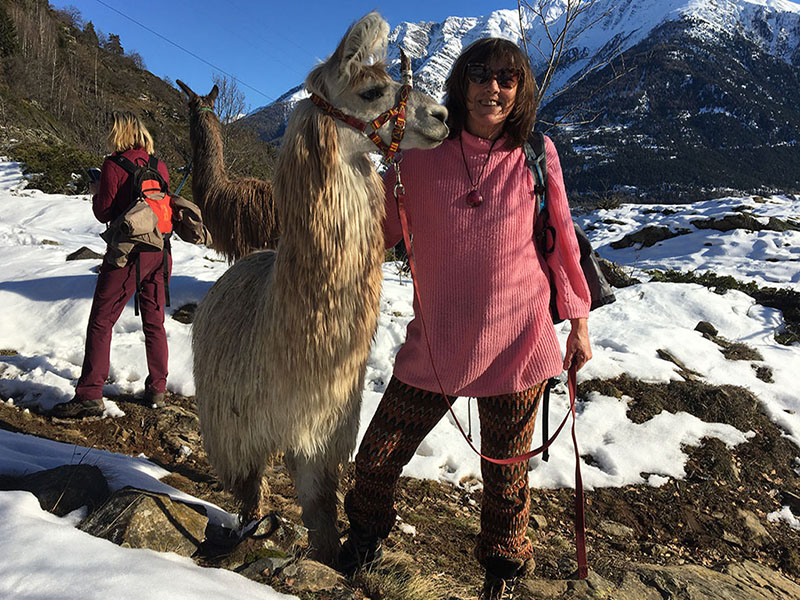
top-left (176, 79), bottom-right (196, 100)
top-left (400, 48), bottom-right (412, 86)
top-left (332, 12), bottom-right (389, 82)
top-left (208, 85), bottom-right (219, 104)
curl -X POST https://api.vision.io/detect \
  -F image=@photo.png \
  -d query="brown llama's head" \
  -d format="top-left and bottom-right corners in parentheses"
top-left (176, 79), bottom-right (219, 114)
top-left (305, 12), bottom-right (448, 155)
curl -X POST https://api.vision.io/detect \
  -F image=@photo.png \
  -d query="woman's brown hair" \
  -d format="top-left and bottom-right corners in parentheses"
top-left (106, 111), bottom-right (155, 154)
top-left (444, 38), bottom-right (537, 148)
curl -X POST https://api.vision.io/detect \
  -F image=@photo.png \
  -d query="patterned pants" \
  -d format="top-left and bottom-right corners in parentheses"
top-left (344, 376), bottom-right (546, 565)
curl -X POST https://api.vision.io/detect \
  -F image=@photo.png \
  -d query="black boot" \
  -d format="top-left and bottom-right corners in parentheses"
top-left (479, 557), bottom-right (533, 600)
top-left (49, 396), bottom-right (104, 419)
top-left (337, 525), bottom-right (383, 576)
top-left (143, 390), bottom-right (166, 408)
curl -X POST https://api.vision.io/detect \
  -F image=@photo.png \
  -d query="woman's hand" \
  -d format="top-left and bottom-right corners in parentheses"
top-left (564, 317), bottom-right (592, 371)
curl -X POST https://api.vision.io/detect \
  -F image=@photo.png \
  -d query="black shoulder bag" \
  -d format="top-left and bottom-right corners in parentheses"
top-left (523, 132), bottom-right (616, 460)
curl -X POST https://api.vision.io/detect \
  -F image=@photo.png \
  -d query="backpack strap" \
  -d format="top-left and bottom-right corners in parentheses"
top-left (162, 246), bottom-right (171, 308)
top-left (110, 153), bottom-right (157, 173)
top-left (109, 154), bottom-right (138, 175)
top-left (526, 132), bottom-right (556, 255)
top-left (134, 253), bottom-right (141, 317)
top-left (524, 132), bottom-right (548, 215)
top-left (526, 134), bottom-right (555, 458)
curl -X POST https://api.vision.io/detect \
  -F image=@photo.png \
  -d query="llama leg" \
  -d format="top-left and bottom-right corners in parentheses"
top-left (230, 467), bottom-right (269, 522)
top-left (285, 451), bottom-right (340, 566)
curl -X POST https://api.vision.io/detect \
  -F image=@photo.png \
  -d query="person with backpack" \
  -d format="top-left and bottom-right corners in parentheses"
top-left (50, 112), bottom-right (172, 418)
top-left (338, 38), bottom-right (592, 599)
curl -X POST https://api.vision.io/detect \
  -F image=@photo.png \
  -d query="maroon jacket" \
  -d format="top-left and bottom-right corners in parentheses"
top-left (93, 147), bottom-right (170, 224)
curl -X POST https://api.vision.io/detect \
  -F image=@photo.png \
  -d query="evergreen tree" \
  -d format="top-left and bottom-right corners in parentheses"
top-left (81, 20), bottom-right (99, 47)
top-left (0, 2), bottom-right (19, 57)
top-left (105, 33), bottom-right (123, 55)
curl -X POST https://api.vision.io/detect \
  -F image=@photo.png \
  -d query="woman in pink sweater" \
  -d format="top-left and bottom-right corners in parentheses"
top-left (340, 38), bottom-right (592, 598)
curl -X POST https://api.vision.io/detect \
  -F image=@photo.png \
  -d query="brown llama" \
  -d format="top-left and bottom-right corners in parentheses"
top-left (176, 80), bottom-right (278, 262)
top-left (191, 12), bottom-right (448, 565)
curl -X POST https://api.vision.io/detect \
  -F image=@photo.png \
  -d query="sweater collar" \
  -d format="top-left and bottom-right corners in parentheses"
top-left (458, 129), bottom-right (509, 155)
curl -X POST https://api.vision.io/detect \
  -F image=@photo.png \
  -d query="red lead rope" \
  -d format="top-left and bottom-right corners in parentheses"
top-left (392, 161), bottom-right (588, 578)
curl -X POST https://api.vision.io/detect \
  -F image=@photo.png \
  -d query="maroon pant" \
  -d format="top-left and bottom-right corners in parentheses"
top-left (344, 376), bottom-right (546, 566)
top-left (75, 249), bottom-right (171, 401)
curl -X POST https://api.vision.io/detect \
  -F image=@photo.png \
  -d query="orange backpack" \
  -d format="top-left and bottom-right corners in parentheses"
top-left (111, 154), bottom-right (172, 234)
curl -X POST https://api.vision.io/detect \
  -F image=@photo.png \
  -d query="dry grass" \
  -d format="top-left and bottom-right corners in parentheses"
top-left (355, 551), bottom-right (446, 600)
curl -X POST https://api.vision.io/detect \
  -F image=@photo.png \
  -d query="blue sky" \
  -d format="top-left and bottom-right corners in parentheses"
top-left (50, 1), bottom-right (517, 110)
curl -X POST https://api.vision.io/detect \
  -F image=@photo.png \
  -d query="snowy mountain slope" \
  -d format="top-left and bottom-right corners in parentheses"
top-left (241, 0), bottom-right (800, 200)
top-left (246, 0), bottom-right (800, 134)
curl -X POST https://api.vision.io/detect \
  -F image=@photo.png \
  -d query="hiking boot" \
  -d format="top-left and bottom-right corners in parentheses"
top-left (49, 397), bottom-right (104, 419)
top-left (337, 527), bottom-right (383, 576)
top-left (480, 571), bottom-right (519, 600)
top-left (144, 390), bottom-right (166, 408)
top-left (479, 557), bottom-right (533, 600)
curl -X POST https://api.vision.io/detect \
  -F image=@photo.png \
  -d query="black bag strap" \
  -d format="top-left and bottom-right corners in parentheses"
top-left (109, 154), bottom-right (138, 175)
top-left (110, 153), bottom-right (160, 175)
top-left (524, 132), bottom-right (548, 215)
top-left (525, 132), bottom-right (556, 254)
top-left (162, 246), bottom-right (170, 308)
top-left (134, 253), bottom-right (141, 317)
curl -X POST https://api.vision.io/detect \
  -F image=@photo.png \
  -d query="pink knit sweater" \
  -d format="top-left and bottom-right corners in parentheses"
top-left (383, 131), bottom-right (590, 397)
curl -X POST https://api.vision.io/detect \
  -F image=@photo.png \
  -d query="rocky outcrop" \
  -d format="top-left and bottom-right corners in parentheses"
top-left (523, 560), bottom-right (800, 600)
top-left (691, 214), bottom-right (800, 233)
top-left (66, 246), bottom-right (104, 261)
top-left (0, 464), bottom-right (109, 516)
top-left (610, 226), bottom-right (688, 249)
top-left (78, 487), bottom-right (208, 557)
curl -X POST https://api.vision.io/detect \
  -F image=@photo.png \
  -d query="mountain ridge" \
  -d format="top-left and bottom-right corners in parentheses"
top-left (242, 0), bottom-right (800, 202)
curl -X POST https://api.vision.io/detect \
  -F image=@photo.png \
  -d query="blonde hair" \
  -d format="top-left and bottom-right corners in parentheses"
top-left (107, 111), bottom-right (155, 154)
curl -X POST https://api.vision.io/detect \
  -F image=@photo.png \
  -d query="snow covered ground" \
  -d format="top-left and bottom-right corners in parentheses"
top-left (1, 158), bottom-right (798, 598)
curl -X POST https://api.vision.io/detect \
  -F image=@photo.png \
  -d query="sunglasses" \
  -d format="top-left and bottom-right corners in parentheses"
top-left (465, 63), bottom-right (521, 89)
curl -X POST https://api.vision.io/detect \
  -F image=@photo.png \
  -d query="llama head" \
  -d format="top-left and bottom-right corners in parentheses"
top-left (305, 12), bottom-right (448, 155)
top-left (176, 79), bottom-right (219, 114)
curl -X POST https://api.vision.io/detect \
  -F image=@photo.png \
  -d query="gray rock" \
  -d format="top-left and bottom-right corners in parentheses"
top-left (239, 555), bottom-right (292, 581)
top-left (529, 513), bottom-right (547, 530)
top-left (66, 246), bottom-right (104, 261)
top-left (691, 213), bottom-right (800, 233)
top-left (171, 303), bottom-right (197, 324)
top-left (598, 520), bottom-right (635, 539)
top-left (737, 509), bottom-right (773, 545)
top-left (0, 464), bottom-right (109, 516)
top-left (523, 560), bottom-right (800, 599)
top-left (694, 321), bottom-right (718, 337)
top-left (610, 226), bottom-right (683, 249)
top-left (656, 349), bottom-right (701, 381)
top-left (281, 559), bottom-right (343, 593)
top-left (722, 530), bottom-right (743, 547)
top-left (79, 487), bottom-right (207, 556)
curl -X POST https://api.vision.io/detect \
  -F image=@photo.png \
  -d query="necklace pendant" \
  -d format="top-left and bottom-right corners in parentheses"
top-left (466, 189), bottom-right (483, 208)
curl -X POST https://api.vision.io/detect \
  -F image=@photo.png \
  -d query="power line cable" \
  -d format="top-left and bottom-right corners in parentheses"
top-left (92, 0), bottom-right (276, 103)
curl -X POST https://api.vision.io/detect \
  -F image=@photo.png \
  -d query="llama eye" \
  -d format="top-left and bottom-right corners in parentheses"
top-left (359, 87), bottom-right (384, 102)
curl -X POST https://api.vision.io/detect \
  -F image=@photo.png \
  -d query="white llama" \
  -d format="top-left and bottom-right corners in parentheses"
top-left (192, 12), bottom-right (448, 564)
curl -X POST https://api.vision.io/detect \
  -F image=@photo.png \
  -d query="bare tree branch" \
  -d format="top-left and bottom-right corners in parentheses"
top-left (517, 0), bottom-right (628, 127)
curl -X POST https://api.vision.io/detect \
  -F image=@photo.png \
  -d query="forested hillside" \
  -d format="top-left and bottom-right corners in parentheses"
top-left (0, 0), bottom-right (274, 195)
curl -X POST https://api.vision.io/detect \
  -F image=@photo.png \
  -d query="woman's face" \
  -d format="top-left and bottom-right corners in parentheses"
top-left (464, 58), bottom-right (519, 140)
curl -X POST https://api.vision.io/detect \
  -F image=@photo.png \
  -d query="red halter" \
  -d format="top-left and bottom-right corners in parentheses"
top-left (310, 84), bottom-right (410, 161)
